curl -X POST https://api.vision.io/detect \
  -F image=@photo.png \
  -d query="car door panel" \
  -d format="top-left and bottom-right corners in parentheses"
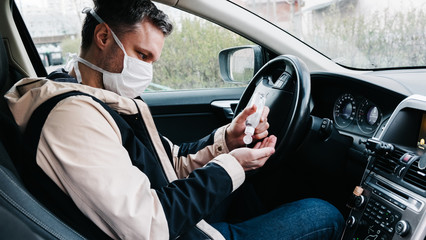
top-left (143, 87), bottom-right (244, 144)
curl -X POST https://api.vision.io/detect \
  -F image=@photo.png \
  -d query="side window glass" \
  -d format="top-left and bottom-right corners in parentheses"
top-left (16, 1), bottom-right (254, 91)
top-left (16, 0), bottom-right (93, 73)
top-left (153, 4), bottom-right (254, 91)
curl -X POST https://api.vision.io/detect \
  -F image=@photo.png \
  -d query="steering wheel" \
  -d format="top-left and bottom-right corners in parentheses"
top-left (234, 55), bottom-right (312, 167)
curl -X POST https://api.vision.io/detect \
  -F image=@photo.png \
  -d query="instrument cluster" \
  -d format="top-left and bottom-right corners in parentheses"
top-left (333, 93), bottom-right (383, 136)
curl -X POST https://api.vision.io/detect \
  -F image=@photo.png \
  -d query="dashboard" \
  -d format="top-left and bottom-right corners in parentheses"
top-left (342, 95), bottom-right (426, 240)
top-left (310, 71), bottom-right (426, 239)
top-left (310, 72), bottom-right (404, 138)
top-left (333, 93), bottom-right (383, 136)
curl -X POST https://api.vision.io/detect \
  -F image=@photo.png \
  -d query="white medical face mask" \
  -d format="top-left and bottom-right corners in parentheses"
top-left (66, 8), bottom-right (153, 98)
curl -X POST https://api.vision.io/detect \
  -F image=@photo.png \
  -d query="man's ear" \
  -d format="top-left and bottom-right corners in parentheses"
top-left (93, 23), bottom-right (113, 50)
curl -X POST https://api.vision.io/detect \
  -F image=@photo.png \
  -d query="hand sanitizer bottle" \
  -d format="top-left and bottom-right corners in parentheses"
top-left (243, 92), bottom-right (266, 145)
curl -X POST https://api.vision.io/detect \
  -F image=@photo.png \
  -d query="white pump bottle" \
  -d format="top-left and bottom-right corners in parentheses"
top-left (243, 92), bottom-right (266, 145)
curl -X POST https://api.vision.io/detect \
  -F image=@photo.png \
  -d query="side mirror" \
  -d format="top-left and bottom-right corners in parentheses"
top-left (219, 45), bottom-right (263, 83)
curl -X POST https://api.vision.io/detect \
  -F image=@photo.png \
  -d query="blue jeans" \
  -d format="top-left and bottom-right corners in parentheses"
top-left (211, 198), bottom-right (344, 240)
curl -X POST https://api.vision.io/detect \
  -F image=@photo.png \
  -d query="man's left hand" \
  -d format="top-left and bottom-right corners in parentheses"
top-left (225, 105), bottom-right (270, 151)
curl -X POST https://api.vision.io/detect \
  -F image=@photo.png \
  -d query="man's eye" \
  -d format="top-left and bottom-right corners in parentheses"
top-left (138, 52), bottom-right (148, 60)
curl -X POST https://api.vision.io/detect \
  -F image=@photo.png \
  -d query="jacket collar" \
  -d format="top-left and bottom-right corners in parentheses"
top-left (5, 77), bottom-right (139, 132)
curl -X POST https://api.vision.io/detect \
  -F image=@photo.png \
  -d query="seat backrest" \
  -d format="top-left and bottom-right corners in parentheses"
top-left (0, 35), bottom-right (14, 113)
top-left (0, 32), bottom-right (86, 239)
top-left (0, 32), bottom-right (24, 178)
top-left (0, 203), bottom-right (43, 240)
top-left (0, 37), bottom-right (7, 87)
top-left (0, 143), bottom-right (86, 240)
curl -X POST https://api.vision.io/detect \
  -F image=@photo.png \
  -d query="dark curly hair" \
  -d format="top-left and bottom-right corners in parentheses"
top-left (81, 0), bottom-right (173, 50)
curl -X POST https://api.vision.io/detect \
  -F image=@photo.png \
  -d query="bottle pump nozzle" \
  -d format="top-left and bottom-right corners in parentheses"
top-left (243, 126), bottom-right (255, 145)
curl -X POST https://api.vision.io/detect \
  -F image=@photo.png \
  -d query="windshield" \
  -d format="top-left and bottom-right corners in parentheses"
top-left (229, 0), bottom-right (426, 70)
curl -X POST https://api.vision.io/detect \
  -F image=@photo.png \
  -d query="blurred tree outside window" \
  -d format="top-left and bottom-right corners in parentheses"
top-left (152, 5), bottom-right (253, 91)
top-left (231, 0), bottom-right (426, 69)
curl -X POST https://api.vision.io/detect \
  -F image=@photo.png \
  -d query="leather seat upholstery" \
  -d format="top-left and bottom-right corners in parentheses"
top-left (0, 33), bottom-right (86, 240)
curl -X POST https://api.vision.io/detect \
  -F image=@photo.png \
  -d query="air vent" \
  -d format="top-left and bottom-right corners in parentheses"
top-left (404, 159), bottom-right (426, 191)
top-left (388, 148), bottom-right (405, 161)
top-left (373, 148), bottom-right (405, 174)
top-left (374, 155), bottom-right (398, 174)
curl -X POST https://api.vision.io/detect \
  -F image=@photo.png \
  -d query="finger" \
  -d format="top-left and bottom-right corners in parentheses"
top-left (253, 141), bottom-right (262, 149)
top-left (252, 147), bottom-right (275, 160)
top-left (253, 135), bottom-right (270, 149)
top-left (253, 130), bottom-right (269, 141)
top-left (254, 121), bottom-right (269, 134)
top-left (260, 106), bottom-right (270, 123)
top-left (260, 137), bottom-right (270, 148)
top-left (255, 136), bottom-right (276, 151)
top-left (234, 105), bottom-right (257, 125)
top-left (256, 136), bottom-right (268, 148)
top-left (265, 135), bottom-right (277, 148)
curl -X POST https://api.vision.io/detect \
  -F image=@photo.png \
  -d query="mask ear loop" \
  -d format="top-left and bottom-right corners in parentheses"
top-left (82, 7), bottom-right (129, 57)
top-left (64, 53), bottom-right (77, 72)
top-left (74, 60), bottom-right (83, 83)
top-left (63, 54), bottom-right (83, 83)
top-left (82, 7), bottom-right (104, 24)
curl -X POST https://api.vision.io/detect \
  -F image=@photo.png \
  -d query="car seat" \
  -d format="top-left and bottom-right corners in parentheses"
top-left (0, 32), bottom-right (86, 240)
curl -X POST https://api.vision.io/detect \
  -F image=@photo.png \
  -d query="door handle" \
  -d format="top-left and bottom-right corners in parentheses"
top-left (211, 100), bottom-right (239, 120)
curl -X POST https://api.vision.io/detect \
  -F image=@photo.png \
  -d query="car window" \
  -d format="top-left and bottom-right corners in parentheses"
top-left (15, 0), bottom-right (253, 91)
top-left (152, 4), bottom-right (253, 91)
top-left (15, 0), bottom-right (93, 73)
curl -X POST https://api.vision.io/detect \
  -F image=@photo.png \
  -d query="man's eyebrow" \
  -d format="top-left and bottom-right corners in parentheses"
top-left (136, 47), bottom-right (153, 58)
top-left (142, 48), bottom-right (158, 62)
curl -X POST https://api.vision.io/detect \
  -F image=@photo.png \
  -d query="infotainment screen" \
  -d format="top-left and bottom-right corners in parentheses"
top-left (382, 108), bottom-right (423, 148)
top-left (417, 113), bottom-right (426, 150)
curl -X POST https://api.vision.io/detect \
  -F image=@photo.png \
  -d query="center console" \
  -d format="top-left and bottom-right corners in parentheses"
top-left (342, 95), bottom-right (426, 240)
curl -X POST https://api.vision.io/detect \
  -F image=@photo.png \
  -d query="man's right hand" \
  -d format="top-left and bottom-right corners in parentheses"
top-left (229, 135), bottom-right (277, 171)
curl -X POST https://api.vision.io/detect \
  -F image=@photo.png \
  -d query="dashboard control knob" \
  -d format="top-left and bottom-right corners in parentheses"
top-left (395, 220), bottom-right (410, 236)
top-left (346, 216), bottom-right (356, 228)
top-left (354, 195), bottom-right (365, 208)
top-left (419, 154), bottom-right (426, 170)
top-left (319, 118), bottom-right (333, 139)
top-left (398, 166), bottom-right (406, 177)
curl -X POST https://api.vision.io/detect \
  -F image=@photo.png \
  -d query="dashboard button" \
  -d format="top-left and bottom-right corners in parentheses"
top-left (395, 220), bottom-right (410, 236)
top-left (401, 153), bottom-right (412, 162)
top-left (346, 216), bottom-right (356, 228)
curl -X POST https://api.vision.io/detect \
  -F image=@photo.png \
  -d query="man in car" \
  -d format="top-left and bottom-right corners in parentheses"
top-left (5, 0), bottom-right (343, 239)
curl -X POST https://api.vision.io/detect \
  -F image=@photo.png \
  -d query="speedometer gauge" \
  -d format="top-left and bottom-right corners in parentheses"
top-left (357, 99), bottom-right (382, 134)
top-left (333, 94), bottom-right (356, 128)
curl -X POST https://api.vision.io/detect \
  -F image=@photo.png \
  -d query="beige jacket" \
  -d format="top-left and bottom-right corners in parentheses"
top-left (5, 78), bottom-right (245, 239)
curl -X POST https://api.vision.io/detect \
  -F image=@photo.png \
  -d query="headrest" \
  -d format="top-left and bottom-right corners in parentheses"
top-left (0, 33), bottom-right (9, 92)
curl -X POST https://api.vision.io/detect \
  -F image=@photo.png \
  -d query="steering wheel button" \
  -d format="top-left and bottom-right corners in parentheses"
top-left (273, 80), bottom-right (285, 89)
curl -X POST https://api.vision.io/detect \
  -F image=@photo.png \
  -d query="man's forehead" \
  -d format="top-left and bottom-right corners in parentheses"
top-left (121, 20), bottom-right (165, 61)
